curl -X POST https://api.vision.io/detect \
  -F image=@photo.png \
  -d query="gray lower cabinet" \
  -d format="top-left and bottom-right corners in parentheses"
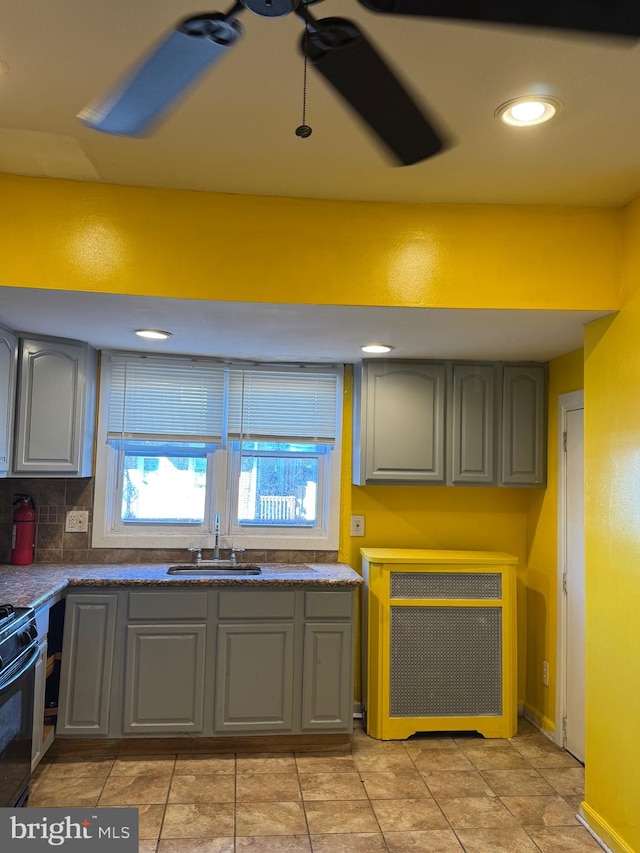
top-left (57, 586), bottom-right (355, 738)
top-left (123, 624), bottom-right (207, 733)
top-left (57, 593), bottom-right (118, 735)
top-left (122, 590), bottom-right (208, 734)
top-left (214, 623), bottom-right (295, 732)
top-left (302, 622), bottom-right (352, 730)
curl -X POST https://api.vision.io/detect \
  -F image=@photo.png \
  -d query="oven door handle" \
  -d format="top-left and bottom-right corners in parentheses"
top-left (0, 644), bottom-right (39, 693)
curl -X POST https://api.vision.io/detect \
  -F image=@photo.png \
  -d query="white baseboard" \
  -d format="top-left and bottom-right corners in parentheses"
top-left (577, 814), bottom-right (615, 853)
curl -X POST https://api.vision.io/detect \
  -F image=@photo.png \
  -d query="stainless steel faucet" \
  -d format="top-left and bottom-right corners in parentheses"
top-left (213, 513), bottom-right (221, 561)
top-left (186, 515), bottom-right (245, 566)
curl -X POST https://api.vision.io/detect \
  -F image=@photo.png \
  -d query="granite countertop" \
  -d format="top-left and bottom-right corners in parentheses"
top-left (0, 562), bottom-right (363, 611)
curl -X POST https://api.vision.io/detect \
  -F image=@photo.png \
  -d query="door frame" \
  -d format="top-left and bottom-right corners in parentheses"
top-left (555, 389), bottom-right (584, 750)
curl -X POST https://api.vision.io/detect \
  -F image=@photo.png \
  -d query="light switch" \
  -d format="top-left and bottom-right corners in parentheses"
top-left (351, 515), bottom-right (365, 537)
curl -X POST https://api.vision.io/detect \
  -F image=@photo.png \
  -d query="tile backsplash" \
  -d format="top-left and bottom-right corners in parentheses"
top-left (0, 477), bottom-right (337, 566)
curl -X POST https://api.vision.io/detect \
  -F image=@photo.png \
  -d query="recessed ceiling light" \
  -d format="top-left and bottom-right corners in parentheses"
top-left (134, 329), bottom-right (172, 340)
top-left (361, 344), bottom-right (393, 354)
top-left (496, 96), bottom-right (561, 127)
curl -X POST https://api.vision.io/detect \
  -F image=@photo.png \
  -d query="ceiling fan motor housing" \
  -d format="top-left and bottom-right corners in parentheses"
top-left (242, 0), bottom-right (299, 18)
top-left (179, 14), bottom-right (243, 44)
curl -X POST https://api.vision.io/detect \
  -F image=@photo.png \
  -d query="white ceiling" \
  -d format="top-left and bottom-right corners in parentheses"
top-left (1, 1), bottom-right (640, 206)
top-left (0, 287), bottom-right (608, 362)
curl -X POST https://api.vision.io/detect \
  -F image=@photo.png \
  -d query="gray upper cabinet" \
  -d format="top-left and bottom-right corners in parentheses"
top-left (451, 364), bottom-right (496, 485)
top-left (0, 327), bottom-right (17, 477)
top-left (354, 359), bottom-right (546, 488)
top-left (57, 593), bottom-right (118, 735)
top-left (12, 336), bottom-right (97, 476)
top-left (354, 361), bottom-right (446, 484)
top-left (501, 365), bottom-right (547, 486)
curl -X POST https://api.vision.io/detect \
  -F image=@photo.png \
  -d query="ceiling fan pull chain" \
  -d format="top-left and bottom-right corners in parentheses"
top-left (296, 20), bottom-right (312, 138)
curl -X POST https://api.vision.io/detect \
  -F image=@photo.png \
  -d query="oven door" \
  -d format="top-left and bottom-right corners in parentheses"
top-left (0, 643), bottom-right (38, 807)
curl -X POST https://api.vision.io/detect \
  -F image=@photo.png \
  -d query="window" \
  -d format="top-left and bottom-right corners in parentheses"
top-left (119, 440), bottom-right (214, 524)
top-left (93, 354), bottom-right (342, 550)
top-left (230, 442), bottom-right (328, 529)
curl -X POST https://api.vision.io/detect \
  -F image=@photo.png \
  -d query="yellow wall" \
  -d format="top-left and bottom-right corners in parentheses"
top-left (0, 174), bottom-right (622, 311)
top-left (525, 349), bottom-right (584, 730)
top-left (580, 198), bottom-right (640, 853)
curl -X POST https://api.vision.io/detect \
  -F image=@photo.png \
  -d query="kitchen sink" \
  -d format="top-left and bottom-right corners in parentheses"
top-left (167, 564), bottom-right (262, 576)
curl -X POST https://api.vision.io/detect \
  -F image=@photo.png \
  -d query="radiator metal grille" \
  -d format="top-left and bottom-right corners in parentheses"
top-left (389, 606), bottom-right (502, 717)
top-left (390, 572), bottom-right (502, 600)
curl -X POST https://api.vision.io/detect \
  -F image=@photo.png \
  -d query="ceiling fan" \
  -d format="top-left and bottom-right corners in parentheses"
top-left (79, 1), bottom-right (640, 167)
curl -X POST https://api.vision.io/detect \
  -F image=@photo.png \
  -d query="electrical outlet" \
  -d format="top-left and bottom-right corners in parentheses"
top-left (65, 510), bottom-right (89, 533)
top-left (543, 660), bottom-right (549, 687)
top-left (350, 515), bottom-right (365, 537)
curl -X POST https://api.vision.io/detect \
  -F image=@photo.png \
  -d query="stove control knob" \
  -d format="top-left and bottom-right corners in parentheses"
top-left (19, 626), bottom-right (36, 646)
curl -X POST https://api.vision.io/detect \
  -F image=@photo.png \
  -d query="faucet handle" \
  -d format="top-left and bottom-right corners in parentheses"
top-left (230, 548), bottom-right (245, 564)
top-left (187, 547), bottom-right (202, 564)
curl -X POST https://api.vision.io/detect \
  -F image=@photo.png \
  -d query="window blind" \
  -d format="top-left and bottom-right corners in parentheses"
top-left (105, 355), bottom-right (339, 443)
top-left (228, 366), bottom-right (338, 443)
top-left (106, 355), bottom-right (226, 441)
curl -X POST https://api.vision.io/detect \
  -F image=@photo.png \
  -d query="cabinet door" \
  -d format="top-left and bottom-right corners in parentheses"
top-left (31, 639), bottom-right (47, 769)
top-left (122, 624), bottom-right (206, 733)
top-left (57, 594), bottom-right (118, 735)
top-left (214, 623), bottom-right (294, 732)
top-left (0, 328), bottom-right (17, 476)
top-left (12, 337), bottom-right (95, 476)
top-left (501, 365), bottom-right (546, 486)
top-left (302, 622), bottom-right (352, 731)
top-left (362, 361), bottom-right (446, 483)
top-left (451, 364), bottom-right (496, 485)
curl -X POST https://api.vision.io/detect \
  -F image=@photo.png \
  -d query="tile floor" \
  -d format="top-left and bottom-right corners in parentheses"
top-left (29, 719), bottom-right (602, 852)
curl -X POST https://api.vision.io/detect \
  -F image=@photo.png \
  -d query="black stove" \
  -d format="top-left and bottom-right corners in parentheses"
top-left (0, 602), bottom-right (38, 808)
top-left (0, 604), bottom-right (37, 672)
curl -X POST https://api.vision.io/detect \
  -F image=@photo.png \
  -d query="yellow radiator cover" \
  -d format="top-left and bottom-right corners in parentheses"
top-left (361, 548), bottom-right (518, 740)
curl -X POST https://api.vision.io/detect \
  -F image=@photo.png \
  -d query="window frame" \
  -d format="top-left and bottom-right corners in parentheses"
top-left (225, 441), bottom-right (337, 547)
top-left (92, 355), bottom-right (343, 551)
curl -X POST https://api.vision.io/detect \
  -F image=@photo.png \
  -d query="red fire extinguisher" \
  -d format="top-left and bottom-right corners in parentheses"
top-left (11, 494), bottom-right (36, 566)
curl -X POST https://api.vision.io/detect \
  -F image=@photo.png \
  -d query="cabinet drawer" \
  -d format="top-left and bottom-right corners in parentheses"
top-left (305, 591), bottom-right (353, 619)
top-left (128, 591), bottom-right (208, 620)
top-left (218, 590), bottom-right (295, 620)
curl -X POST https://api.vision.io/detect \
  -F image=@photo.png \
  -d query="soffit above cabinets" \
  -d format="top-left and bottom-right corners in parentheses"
top-left (0, 286), bottom-right (610, 363)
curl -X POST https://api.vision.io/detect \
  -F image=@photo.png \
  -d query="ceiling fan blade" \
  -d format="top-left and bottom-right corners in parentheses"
top-left (78, 14), bottom-right (242, 136)
top-left (357, 1), bottom-right (640, 37)
top-left (302, 17), bottom-right (446, 166)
